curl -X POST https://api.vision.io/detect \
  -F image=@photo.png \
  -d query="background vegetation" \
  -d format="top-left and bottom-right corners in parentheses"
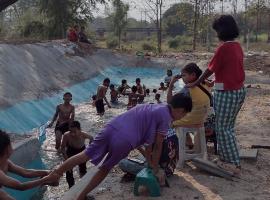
top-left (0, 0), bottom-right (269, 52)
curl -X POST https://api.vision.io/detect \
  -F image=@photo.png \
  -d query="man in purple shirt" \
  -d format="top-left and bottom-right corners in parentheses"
top-left (45, 93), bottom-right (192, 200)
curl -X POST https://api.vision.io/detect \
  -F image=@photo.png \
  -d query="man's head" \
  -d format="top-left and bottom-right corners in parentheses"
top-left (167, 69), bottom-right (172, 76)
top-left (0, 130), bottom-right (13, 159)
top-left (74, 25), bottom-right (79, 31)
top-left (160, 82), bottom-right (165, 87)
top-left (110, 84), bottom-right (115, 90)
top-left (168, 93), bottom-right (192, 120)
top-left (103, 78), bottom-right (110, 87)
top-left (63, 92), bottom-right (72, 104)
top-left (69, 121), bottom-right (81, 135)
top-left (121, 79), bottom-right (127, 85)
top-left (135, 78), bottom-right (141, 85)
top-left (131, 85), bottom-right (137, 93)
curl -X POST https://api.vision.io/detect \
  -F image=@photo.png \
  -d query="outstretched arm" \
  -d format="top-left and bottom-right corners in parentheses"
top-left (48, 105), bottom-right (60, 127)
top-left (8, 161), bottom-right (49, 178)
top-left (0, 171), bottom-right (48, 191)
top-left (48, 152), bottom-right (90, 182)
top-left (167, 76), bottom-right (180, 103)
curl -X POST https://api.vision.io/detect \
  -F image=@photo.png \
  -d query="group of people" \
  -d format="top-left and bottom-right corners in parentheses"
top-left (67, 25), bottom-right (92, 55)
top-left (0, 14), bottom-right (246, 200)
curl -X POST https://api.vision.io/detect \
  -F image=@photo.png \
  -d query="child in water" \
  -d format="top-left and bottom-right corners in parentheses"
top-left (109, 84), bottom-right (118, 104)
top-left (44, 93), bottom-right (193, 200)
top-left (60, 121), bottom-right (93, 188)
top-left (124, 85), bottom-right (146, 110)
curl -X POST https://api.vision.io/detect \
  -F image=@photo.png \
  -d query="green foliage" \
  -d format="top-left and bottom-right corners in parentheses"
top-left (109, 0), bottom-right (129, 47)
top-left (142, 42), bottom-right (156, 51)
top-left (163, 3), bottom-right (194, 37)
top-left (40, 0), bottom-right (106, 39)
top-left (106, 36), bottom-right (118, 49)
top-left (168, 37), bottom-right (179, 49)
top-left (168, 35), bottom-right (193, 49)
top-left (22, 21), bottom-right (47, 38)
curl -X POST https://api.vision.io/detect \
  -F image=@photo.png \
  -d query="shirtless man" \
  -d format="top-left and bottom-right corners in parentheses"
top-left (48, 92), bottom-right (75, 150)
top-left (0, 130), bottom-right (52, 200)
top-left (135, 78), bottom-right (145, 103)
top-left (95, 78), bottom-right (111, 115)
top-left (60, 121), bottom-right (93, 188)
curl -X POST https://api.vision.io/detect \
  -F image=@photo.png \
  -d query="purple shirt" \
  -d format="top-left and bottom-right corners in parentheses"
top-left (108, 104), bottom-right (173, 148)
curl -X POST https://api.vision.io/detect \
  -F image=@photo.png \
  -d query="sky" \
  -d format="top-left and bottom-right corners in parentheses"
top-left (93, 0), bottom-right (248, 21)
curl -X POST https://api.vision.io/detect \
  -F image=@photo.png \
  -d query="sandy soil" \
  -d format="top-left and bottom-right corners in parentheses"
top-left (5, 44), bottom-right (269, 200)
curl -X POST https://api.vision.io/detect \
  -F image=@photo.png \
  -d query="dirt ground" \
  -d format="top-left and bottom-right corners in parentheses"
top-left (10, 51), bottom-right (270, 200)
top-left (83, 54), bottom-right (270, 200)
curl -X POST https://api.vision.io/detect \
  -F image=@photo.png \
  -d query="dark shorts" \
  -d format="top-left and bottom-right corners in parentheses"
top-left (95, 99), bottom-right (105, 114)
top-left (85, 125), bottom-right (133, 170)
top-left (66, 145), bottom-right (86, 157)
top-left (55, 122), bottom-right (70, 134)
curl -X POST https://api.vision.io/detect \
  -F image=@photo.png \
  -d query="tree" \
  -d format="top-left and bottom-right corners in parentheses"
top-left (142, 0), bottom-right (164, 53)
top-left (40, 0), bottom-right (107, 39)
top-left (110, 0), bottom-right (129, 48)
top-left (163, 3), bottom-right (194, 37)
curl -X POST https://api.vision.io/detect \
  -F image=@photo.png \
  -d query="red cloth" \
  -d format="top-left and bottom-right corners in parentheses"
top-left (68, 29), bottom-right (78, 42)
top-left (208, 41), bottom-right (245, 90)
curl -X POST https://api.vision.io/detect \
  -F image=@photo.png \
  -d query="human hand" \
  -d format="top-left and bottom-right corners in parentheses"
top-left (40, 170), bottom-right (50, 178)
top-left (170, 75), bottom-right (181, 85)
top-left (42, 170), bottom-right (62, 186)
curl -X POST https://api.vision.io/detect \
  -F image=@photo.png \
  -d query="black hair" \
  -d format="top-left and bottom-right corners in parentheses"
top-left (167, 69), bottom-right (173, 76)
top-left (103, 78), bottom-right (110, 83)
top-left (212, 15), bottom-right (239, 41)
top-left (153, 89), bottom-right (157, 93)
top-left (0, 130), bottom-right (11, 155)
top-left (70, 121), bottom-right (81, 130)
top-left (136, 78), bottom-right (141, 83)
top-left (155, 93), bottom-right (161, 99)
top-left (160, 82), bottom-right (165, 86)
top-left (81, 26), bottom-right (85, 30)
top-left (169, 93), bottom-right (192, 112)
top-left (92, 95), bottom-right (97, 100)
top-left (110, 84), bottom-right (115, 89)
top-left (64, 92), bottom-right (72, 97)
top-left (182, 63), bottom-right (202, 79)
top-left (131, 85), bottom-right (137, 93)
top-left (121, 79), bottom-right (127, 84)
top-left (146, 88), bottom-right (150, 94)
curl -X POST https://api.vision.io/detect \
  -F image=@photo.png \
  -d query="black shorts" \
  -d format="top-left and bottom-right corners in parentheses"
top-left (95, 99), bottom-right (105, 114)
top-left (66, 145), bottom-right (86, 158)
top-left (55, 122), bottom-right (70, 134)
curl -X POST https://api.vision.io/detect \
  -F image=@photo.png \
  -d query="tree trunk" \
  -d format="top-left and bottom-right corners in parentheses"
top-left (118, 31), bottom-right (121, 49)
top-left (243, 0), bottom-right (248, 43)
top-left (158, 0), bottom-right (162, 53)
top-left (193, 0), bottom-right (199, 51)
top-left (255, 0), bottom-right (260, 42)
top-left (268, 12), bottom-right (270, 43)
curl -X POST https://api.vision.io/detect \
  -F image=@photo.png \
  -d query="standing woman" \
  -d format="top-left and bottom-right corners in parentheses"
top-left (188, 15), bottom-right (246, 175)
